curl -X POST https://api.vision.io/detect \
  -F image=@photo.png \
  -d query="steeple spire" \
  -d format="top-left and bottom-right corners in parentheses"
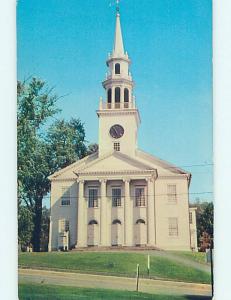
top-left (113, 5), bottom-right (125, 56)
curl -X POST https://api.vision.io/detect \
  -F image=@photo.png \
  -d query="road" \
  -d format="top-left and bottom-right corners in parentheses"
top-left (19, 268), bottom-right (212, 297)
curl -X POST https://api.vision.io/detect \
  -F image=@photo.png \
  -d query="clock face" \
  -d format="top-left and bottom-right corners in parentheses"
top-left (109, 124), bottom-right (124, 139)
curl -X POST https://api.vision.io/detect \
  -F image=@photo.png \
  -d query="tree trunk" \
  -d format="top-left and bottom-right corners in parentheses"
top-left (32, 197), bottom-right (42, 252)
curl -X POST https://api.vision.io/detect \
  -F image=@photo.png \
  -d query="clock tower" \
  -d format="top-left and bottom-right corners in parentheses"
top-left (97, 9), bottom-right (140, 158)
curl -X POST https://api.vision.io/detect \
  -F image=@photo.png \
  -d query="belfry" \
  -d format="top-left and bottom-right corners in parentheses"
top-left (48, 8), bottom-right (198, 251)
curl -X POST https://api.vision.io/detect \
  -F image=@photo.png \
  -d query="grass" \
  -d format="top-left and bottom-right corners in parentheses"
top-left (19, 252), bottom-right (210, 284)
top-left (18, 283), bottom-right (212, 300)
top-left (171, 251), bottom-right (208, 265)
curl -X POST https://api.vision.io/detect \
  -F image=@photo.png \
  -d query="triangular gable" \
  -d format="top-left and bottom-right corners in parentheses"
top-left (76, 151), bottom-right (155, 174)
top-left (48, 152), bottom-right (98, 180)
top-left (136, 149), bottom-right (190, 176)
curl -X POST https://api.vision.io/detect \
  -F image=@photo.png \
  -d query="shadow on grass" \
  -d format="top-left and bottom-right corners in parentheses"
top-left (185, 296), bottom-right (212, 300)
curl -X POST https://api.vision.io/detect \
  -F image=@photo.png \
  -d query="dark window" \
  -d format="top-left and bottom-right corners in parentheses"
top-left (115, 63), bottom-right (120, 74)
top-left (61, 187), bottom-right (70, 206)
top-left (88, 220), bottom-right (98, 225)
top-left (61, 199), bottom-right (70, 206)
top-left (112, 188), bottom-right (122, 207)
top-left (112, 219), bottom-right (122, 225)
top-left (124, 88), bottom-right (129, 102)
top-left (135, 187), bottom-right (145, 206)
top-left (115, 87), bottom-right (121, 103)
top-left (189, 212), bottom-right (193, 224)
top-left (59, 219), bottom-right (70, 232)
top-left (167, 184), bottom-right (177, 204)
top-left (114, 142), bottom-right (120, 151)
top-left (168, 218), bottom-right (178, 236)
top-left (107, 88), bottom-right (112, 103)
top-left (88, 188), bottom-right (98, 208)
top-left (136, 219), bottom-right (145, 224)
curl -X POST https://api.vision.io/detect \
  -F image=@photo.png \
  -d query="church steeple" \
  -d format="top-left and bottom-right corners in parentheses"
top-left (97, 6), bottom-right (140, 158)
top-left (113, 12), bottom-right (125, 56)
top-left (99, 8), bottom-right (137, 112)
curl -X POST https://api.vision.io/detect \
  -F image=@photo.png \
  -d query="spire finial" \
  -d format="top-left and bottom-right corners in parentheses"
top-left (116, 0), bottom-right (120, 13)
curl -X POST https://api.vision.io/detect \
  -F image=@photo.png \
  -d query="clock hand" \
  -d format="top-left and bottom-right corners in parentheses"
top-left (114, 126), bottom-right (119, 137)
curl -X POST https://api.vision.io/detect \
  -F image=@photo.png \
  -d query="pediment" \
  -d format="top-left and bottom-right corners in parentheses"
top-left (48, 152), bottom-right (98, 180)
top-left (75, 151), bottom-right (155, 174)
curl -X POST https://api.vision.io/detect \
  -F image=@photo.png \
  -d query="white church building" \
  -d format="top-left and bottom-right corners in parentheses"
top-left (48, 9), bottom-right (197, 252)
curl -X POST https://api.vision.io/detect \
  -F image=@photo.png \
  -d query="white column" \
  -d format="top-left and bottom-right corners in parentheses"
top-left (124, 179), bottom-right (133, 246)
top-left (77, 180), bottom-right (87, 247)
top-left (147, 178), bottom-right (155, 246)
top-left (48, 216), bottom-right (52, 252)
top-left (100, 179), bottom-right (107, 246)
top-left (122, 86), bottom-right (125, 109)
top-left (112, 87), bottom-right (115, 109)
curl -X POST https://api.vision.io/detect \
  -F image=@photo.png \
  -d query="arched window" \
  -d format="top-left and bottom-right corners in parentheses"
top-left (115, 87), bottom-right (121, 103)
top-left (115, 87), bottom-right (121, 108)
top-left (112, 219), bottom-right (122, 225)
top-left (136, 219), bottom-right (145, 224)
top-left (115, 63), bottom-right (120, 74)
top-left (124, 88), bottom-right (129, 102)
top-left (107, 88), bottom-right (112, 103)
top-left (88, 220), bottom-right (98, 225)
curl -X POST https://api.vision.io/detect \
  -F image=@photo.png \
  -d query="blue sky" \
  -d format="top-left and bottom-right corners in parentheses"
top-left (17, 0), bottom-right (213, 203)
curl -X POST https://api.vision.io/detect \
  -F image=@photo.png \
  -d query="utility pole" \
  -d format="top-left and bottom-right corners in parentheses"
top-left (136, 264), bottom-right (140, 292)
top-left (147, 255), bottom-right (150, 277)
top-left (210, 240), bottom-right (214, 297)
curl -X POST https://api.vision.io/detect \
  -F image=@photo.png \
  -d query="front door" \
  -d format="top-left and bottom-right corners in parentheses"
top-left (87, 224), bottom-right (99, 246)
top-left (111, 223), bottom-right (122, 246)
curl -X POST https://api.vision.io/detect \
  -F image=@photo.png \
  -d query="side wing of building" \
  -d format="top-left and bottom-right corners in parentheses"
top-left (136, 150), bottom-right (194, 251)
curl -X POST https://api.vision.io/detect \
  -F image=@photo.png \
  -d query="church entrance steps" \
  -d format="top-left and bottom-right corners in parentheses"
top-left (72, 245), bottom-right (162, 252)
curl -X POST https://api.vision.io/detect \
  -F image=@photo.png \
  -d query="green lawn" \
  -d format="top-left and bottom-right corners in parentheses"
top-left (171, 251), bottom-right (208, 265)
top-left (18, 283), bottom-right (211, 300)
top-left (19, 252), bottom-right (210, 284)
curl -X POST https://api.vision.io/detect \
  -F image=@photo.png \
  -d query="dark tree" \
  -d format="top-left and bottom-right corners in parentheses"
top-left (193, 201), bottom-right (214, 251)
top-left (86, 143), bottom-right (98, 155)
top-left (17, 78), bottom-right (87, 251)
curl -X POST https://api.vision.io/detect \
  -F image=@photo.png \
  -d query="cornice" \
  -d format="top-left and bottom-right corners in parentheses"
top-left (102, 78), bottom-right (134, 87)
top-left (51, 178), bottom-right (76, 182)
top-left (78, 170), bottom-right (156, 176)
top-left (158, 175), bottom-right (188, 180)
top-left (96, 109), bottom-right (141, 124)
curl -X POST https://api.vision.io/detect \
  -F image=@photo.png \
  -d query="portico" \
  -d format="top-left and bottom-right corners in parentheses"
top-left (75, 170), bottom-right (157, 248)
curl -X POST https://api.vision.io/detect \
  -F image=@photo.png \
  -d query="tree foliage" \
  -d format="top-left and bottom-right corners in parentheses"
top-left (18, 205), bottom-right (34, 249)
top-left (86, 143), bottom-right (98, 155)
top-left (40, 207), bottom-right (50, 252)
top-left (193, 201), bottom-right (214, 251)
top-left (17, 78), bottom-right (87, 251)
top-left (47, 118), bottom-right (87, 171)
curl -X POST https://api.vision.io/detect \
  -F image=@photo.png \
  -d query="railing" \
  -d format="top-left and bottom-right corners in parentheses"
top-left (105, 74), bottom-right (132, 81)
top-left (100, 101), bottom-right (135, 110)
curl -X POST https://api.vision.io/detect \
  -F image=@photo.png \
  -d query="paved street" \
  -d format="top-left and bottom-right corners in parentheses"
top-left (19, 268), bottom-right (212, 297)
